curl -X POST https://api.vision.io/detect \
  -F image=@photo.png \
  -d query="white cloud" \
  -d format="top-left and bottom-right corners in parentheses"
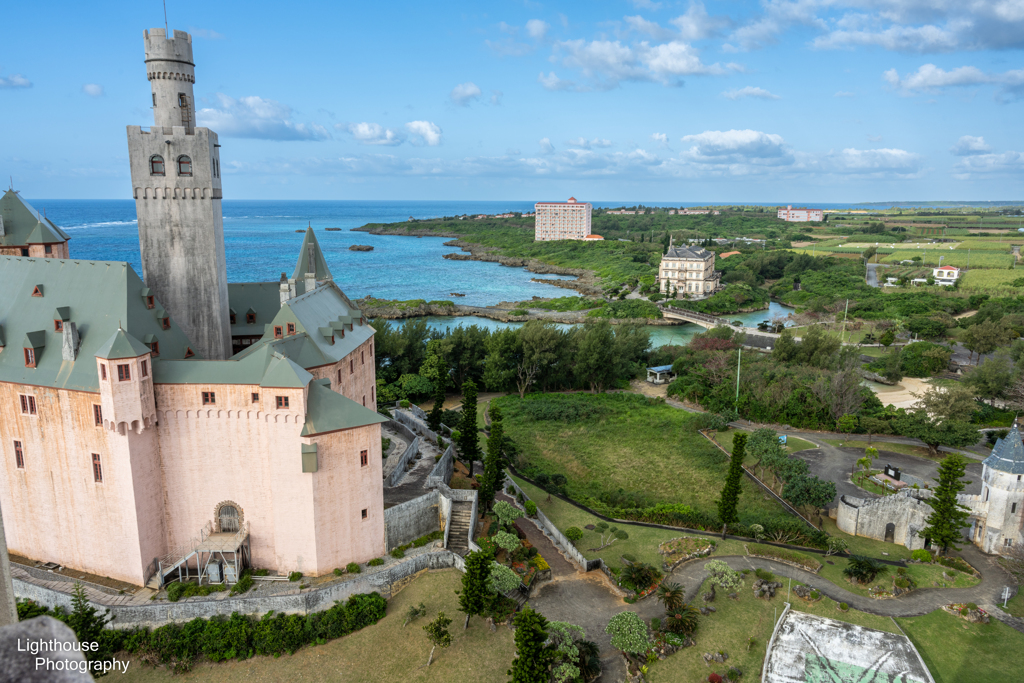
top-left (538, 71), bottom-right (579, 91)
top-left (953, 151), bottom-right (1024, 175)
top-left (405, 121), bottom-right (442, 146)
top-left (670, 2), bottom-right (730, 41)
top-left (188, 27), bottom-right (225, 39)
top-left (680, 129), bottom-right (791, 164)
top-left (722, 86), bottom-right (780, 100)
top-left (490, 90), bottom-right (504, 105)
top-left (867, 135), bottom-right (883, 142)
top-left (0, 70), bottom-right (31, 88)
top-left (450, 82), bottom-right (482, 106)
top-left (629, 0), bottom-right (663, 10)
top-left (342, 122), bottom-right (404, 146)
top-left (884, 63), bottom-right (1024, 100)
top-left (197, 94), bottom-right (331, 140)
top-left (82, 83), bottom-right (104, 97)
top-left (552, 37), bottom-right (723, 88)
top-left (652, 132), bottom-right (671, 148)
top-left (539, 137), bottom-right (555, 154)
top-left (822, 148), bottom-right (923, 175)
top-left (566, 137), bottom-right (613, 149)
top-left (950, 135), bottom-right (992, 156)
top-left (625, 15), bottom-right (675, 41)
top-left (526, 19), bottom-right (549, 39)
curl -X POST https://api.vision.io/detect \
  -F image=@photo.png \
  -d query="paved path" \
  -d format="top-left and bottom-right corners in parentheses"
top-left (866, 262), bottom-right (883, 288)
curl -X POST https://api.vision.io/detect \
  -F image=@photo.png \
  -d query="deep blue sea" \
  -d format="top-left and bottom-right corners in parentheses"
top-left (33, 199), bottom-right (796, 346)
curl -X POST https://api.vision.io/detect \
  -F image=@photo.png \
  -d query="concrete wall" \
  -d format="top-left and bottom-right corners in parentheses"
top-left (392, 408), bottom-right (438, 442)
top-left (384, 492), bottom-right (440, 551)
top-left (503, 477), bottom-right (586, 571)
top-left (14, 551), bottom-right (457, 629)
top-left (836, 493), bottom-right (931, 550)
top-left (383, 420), bottom-right (419, 488)
top-left (426, 444), bottom-right (455, 489)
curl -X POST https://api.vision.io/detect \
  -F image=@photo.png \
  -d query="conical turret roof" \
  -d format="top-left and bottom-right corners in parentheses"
top-left (982, 423), bottom-right (1024, 474)
top-left (95, 327), bottom-right (151, 360)
top-left (291, 227), bottom-right (332, 282)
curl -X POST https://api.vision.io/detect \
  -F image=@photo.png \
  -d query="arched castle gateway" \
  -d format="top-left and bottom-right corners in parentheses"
top-left (0, 29), bottom-right (386, 588)
top-left (837, 425), bottom-right (1024, 554)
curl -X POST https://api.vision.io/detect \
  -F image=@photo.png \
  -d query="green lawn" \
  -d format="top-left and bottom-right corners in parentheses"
top-left (648, 577), bottom-right (900, 683)
top-left (852, 470), bottom-right (896, 497)
top-left (712, 429), bottom-right (815, 455)
top-left (500, 394), bottom-right (786, 522)
top-left (819, 517), bottom-right (914, 562)
top-left (816, 559), bottom-right (979, 598)
top-left (1001, 589), bottom-right (1024, 618)
top-left (858, 346), bottom-right (889, 358)
top-left (823, 438), bottom-right (941, 462)
top-left (114, 569), bottom-right (515, 683)
top-left (898, 608), bottom-right (1024, 683)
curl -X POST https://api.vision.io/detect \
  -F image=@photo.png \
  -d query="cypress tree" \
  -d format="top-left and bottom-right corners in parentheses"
top-left (428, 373), bottom-right (446, 434)
top-left (920, 453), bottom-right (973, 554)
top-left (508, 607), bottom-right (552, 683)
top-left (458, 549), bottom-right (493, 627)
top-left (717, 433), bottom-right (746, 527)
top-left (458, 379), bottom-right (481, 476)
top-left (480, 404), bottom-right (504, 511)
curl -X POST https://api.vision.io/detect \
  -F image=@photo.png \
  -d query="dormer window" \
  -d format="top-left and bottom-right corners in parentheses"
top-left (274, 326), bottom-right (283, 339)
top-left (287, 323), bottom-right (295, 335)
top-left (117, 364), bottom-right (131, 382)
top-left (24, 348), bottom-right (36, 368)
top-left (146, 296), bottom-right (155, 309)
top-left (161, 317), bottom-right (170, 330)
top-left (246, 313), bottom-right (255, 325)
top-left (177, 155), bottom-right (192, 176)
top-left (150, 155), bottom-right (165, 175)
top-left (54, 320), bottom-right (63, 332)
top-left (184, 347), bottom-right (195, 359)
top-left (230, 312), bottom-right (237, 325)
top-left (31, 285), bottom-right (43, 297)
top-left (44, 245), bottom-right (52, 255)
top-left (147, 341), bottom-right (159, 356)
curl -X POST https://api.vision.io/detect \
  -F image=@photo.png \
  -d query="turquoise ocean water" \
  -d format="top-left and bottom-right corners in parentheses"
top-left (33, 199), bottom-right (792, 346)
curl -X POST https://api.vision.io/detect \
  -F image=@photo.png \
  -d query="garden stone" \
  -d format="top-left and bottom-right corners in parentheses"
top-left (792, 585), bottom-right (812, 599)
top-left (728, 592), bottom-right (738, 600)
top-left (487, 617), bottom-right (496, 632)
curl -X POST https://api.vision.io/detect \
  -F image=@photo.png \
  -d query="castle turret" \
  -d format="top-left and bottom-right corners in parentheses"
top-left (95, 327), bottom-right (157, 434)
top-left (127, 28), bottom-right (232, 360)
top-left (978, 424), bottom-right (1024, 554)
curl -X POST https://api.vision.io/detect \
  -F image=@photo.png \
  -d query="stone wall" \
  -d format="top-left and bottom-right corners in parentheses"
top-left (504, 477), bottom-right (587, 571)
top-left (392, 407), bottom-right (439, 443)
top-left (836, 492), bottom-right (932, 550)
top-left (384, 492), bottom-right (440, 551)
top-left (425, 444), bottom-right (455, 489)
top-left (382, 419), bottom-right (419, 488)
top-left (14, 551), bottom-right (457, 630)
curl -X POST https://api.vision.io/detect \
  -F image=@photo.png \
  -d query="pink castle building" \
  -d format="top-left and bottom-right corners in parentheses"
top-left (0, 29), bottom-right (387, 588)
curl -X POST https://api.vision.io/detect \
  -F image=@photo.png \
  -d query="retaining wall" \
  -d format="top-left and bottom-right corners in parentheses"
top-left (13, 551), bottom-right (458, 630)
top-left (425, 444), bottom-right (454, 489)
top-left (504, 477), bottom-right (590, 571)
top-left (392, 408), bottom-right (439, 443)
top-left (384, 492), bottom-right (440, 551)
top-left (383, 418), bottom-right (419, 488)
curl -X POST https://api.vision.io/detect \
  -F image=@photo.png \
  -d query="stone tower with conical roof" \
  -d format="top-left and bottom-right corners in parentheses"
top-left (976, 424), bottom-right (1024, 554)
top-left (126, 28), bottom-right (232, 361)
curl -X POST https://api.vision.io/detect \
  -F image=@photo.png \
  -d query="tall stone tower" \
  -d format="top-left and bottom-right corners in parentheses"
top-left (126, 28), bottom-right (232, 360)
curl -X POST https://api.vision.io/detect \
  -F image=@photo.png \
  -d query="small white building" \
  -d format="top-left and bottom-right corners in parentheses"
top-left (932, 266), bottom-right (960, 285)
top-left (777, 205), bottom-right (824, 222)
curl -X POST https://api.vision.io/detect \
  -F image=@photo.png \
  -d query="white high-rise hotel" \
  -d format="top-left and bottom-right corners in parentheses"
top-left (534, 197), bottom-right (593, 241)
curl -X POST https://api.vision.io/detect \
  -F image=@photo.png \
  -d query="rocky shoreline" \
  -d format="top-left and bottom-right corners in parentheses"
top-left (441, 239), bottom-right (603, 296)
top-left (355, 297), bottom-right (682, 326)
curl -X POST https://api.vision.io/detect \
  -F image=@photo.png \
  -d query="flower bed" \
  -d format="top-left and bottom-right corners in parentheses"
top-left (659, 536), bottom-right (716, 570)
top-left (943, 602), bottom-right (989, 624)
top-left (511, 560), bottom-right (538, 587)
top-left (745, 544), bottom-right (822, 573)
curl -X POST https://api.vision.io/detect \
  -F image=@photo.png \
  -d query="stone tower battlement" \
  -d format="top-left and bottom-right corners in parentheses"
top-left (143, 29), bottom-right (197, 133)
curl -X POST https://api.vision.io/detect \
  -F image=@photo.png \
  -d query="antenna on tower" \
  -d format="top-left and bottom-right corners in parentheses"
top-left (163, 0), bottom-right (168, 34)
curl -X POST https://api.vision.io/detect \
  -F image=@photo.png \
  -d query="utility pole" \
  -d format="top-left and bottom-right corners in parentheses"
top-left (735, 348), bottom-right (742, 407)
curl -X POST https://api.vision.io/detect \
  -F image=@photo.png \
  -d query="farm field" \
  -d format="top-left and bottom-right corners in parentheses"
top-left (954, 239), bottom-right (1021, 251)
top-left (880, 250), bottom-right (1015, 268)
top-left (960, 269), bottom-right (1024, 295)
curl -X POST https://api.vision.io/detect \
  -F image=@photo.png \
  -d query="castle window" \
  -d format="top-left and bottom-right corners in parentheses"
top-left (361, 509), bottom-right (368, 519)
top-left (100, 364), bottom-right (107, 380)
top-left (94, 404), bottom-right (102, 426)
top-left (92, 453), bottom-right (102, 483)
top-left (230, 312), bottom-right (236, 325)
top-left (1006, 538), bottom-right (1015, 547)
top-left (150, 155), bottom-right (165, 176)
top-left (54, 319), bottom-right (63, 332)
top-left (371, 386), bottom-right (375, 403)
top-left (24, 348), bottom-right (36, 368)
top-left (985, 487), bottom-right (990, 502)
top-left (146, 296), bottom-right (155, 309)
top-left (44, 245), bottom-right (52, 255)
top-left (1013, 503), bottom-right (1018, 514)
top-left (161, 317), bottom-right (170, 330)
top-left (361, 350), bottom-right (365, 365)
top-left (147, 341), bottom-right (158, 357)
top-left (274, 326), bottom-right (283, 339)
top-left (14, 441), bottom-right (24, 469)
top-left (246, 313), bottom-right (255, 324)
top-left (202, 391), bottom-right (215, 405)
top-left (287, 323), bottom-right (295, 335)
top-left (251, 392), bottom-right (259, 403)
top-left (360, 450), bottom-right (368, 467)
top-left (141, 359), bottom-right (149, 377)
top-left (21, 248), bottom-right (28, 257)
top-left (20, 395), bottom-right (37, 415)
top-left (177, 156), bottom-right (192, 176)
top-left (117, 364), bottom-right (131, 381)
top-left (337, 369), bottom-right (342, 385)
top-left (276, 395), bottom-right (289, 409)
top-left (350, 359), bottom-right (354, 374)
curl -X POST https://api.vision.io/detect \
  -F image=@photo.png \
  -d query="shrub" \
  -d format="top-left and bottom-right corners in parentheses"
top-left (966, 602), bottom-right (978, 610)
top-left (390, 548), bottom-right (405, 559)
top-left (746, 544), bottom-right (822, 572)
top-left (524, 500), bottom-right (537, 516)
top-left (166, 581), bottom-right (227, 603)
top-left (565, 527), bottom-right (584, 545)
top-left (288, 572), bottom-right (303, 582)
top-left (664, 602), bottom-right (700, 635)
top-left (839, 602), bottom-right (849, 611)
top-left (399, 399), bottom-right (411, 408)
top-left (937, 556), bottom-right (975, 575)
top-left (230, 571), bottom-right (254, 596)
top-left (621, 562), bottom-right (661, 592)
top-left (622, 553), bottom-right (638, 563)
top-left (911, 549), bottom-right (933, 563)
top-left (368, 558), bottom-right (385, 566)
top-left (894, 577), bottom-right (910, 589)
top-left (709, 673), bottom-right (723, 683)
top-left (843, 556), bottom-right (888, 585)
top-left (412, 530), bottom-right (444, 547)
top-left (754, 568), bottom-right (775, 582)
top-left (254, 569), bottom-right (269, 576)
top-left (605, 611), bottom-right (652, 654)
top-left (809, 590), bottom-right (821, 600)
top-left (333, 568), bottom-right (343, 576)
top-left (346, 562), bottom-right (361, 574)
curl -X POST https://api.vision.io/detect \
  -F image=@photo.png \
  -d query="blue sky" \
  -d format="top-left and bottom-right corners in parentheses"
top-left (2, 0), bottom-right (1022, 201)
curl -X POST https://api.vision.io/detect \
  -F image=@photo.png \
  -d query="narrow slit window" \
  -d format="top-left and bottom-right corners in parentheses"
top-left (117, 364), bottom-right (131, 382)
top-left (92, 453), bottom-right (102, 483)
top-left (14, 441), bottom-right (24, 469)
top-left (362, 395), bottom-right (366, 407)
top-left (100, 364), bottom-right (107, 380)
top-left (360, 450), bottom-right (368, 467)
top-left (350, 359), bottom-right (354, 374)
top-left (94, 404), bottom-right (103, 426)
top-left (361, 509), bottom-right (368, 519)
top-left (141, 359), bottom-right (149, 377)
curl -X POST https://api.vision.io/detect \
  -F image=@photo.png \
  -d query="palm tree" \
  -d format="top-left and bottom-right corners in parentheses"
top-left (656, 582), bottom-right (685, 612)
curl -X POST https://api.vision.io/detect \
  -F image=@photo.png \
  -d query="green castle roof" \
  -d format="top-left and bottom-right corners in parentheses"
top-left (291, 227), bottom-right (333, 282)
top-left (95, 327), bottom-right (151, 360)
top-left (1, 190), bottom-right (70, 247)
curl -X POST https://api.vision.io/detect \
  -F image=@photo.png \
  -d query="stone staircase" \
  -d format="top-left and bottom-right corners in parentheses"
top-left (447, 501), bottom-right (474, 556)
